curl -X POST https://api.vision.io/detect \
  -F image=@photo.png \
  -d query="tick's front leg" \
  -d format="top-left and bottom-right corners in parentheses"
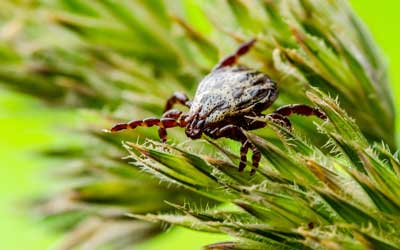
top-left (110, 117), bottom-right (181, 132)
top-left (164, 92), bottom-right (191, 112)
top-left (110, 110), bottom-right (188, 142)
top-left (158, 109), bottom-right (188, 142)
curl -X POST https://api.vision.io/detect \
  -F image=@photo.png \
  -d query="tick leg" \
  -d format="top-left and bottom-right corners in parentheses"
top-left (161, 109), bottom-right (183, 119)
top-left (239, 140), bottom-right (250, 172)
top-left (214, 38), bottom-right (257, 70)
top-left (265, 113), bottom-right (292, 130)
top-left (110, 112), bottom-right (186, 142)
top-left (243, 113), bottom-right (291, 130)
top-left (216, 124), bottom-right (247, 142)
top-left (250, 144), bottom-right (261, 176)
top-left (110, 117), bottom-right (181, 132)
top-left (158, 109), bottom-right (188, 142)
top-left (164, 92), bottom-right (191, 112)
top-left (211, 124), bottom-right (260, 174)
top-left (273, 104), bottom-right (327, 120)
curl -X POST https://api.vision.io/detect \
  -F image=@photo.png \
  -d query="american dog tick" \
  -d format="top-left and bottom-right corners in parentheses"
top-left (110, 39), bottom-right (326, 175)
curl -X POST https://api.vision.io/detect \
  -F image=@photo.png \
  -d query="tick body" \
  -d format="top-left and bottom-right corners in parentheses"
top-left (110, 39), bottom-right (326, 175)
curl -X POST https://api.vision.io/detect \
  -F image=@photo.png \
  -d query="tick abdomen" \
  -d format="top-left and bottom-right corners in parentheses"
top-left (190, 66), bottom-right (278, 125)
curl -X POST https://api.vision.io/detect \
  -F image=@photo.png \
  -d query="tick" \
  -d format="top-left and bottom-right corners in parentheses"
top-left (110, 39), bottom-right (326, 175)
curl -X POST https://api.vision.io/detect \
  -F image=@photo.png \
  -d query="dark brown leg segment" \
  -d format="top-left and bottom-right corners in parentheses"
top-left (274, 104), bottom-right (327, 120)
top-left (214, 38), bottom-right (257, 70)
top-left (162, 109), bottom-right (183, 119)
top-left (211, 124), bottom-right (260, 175)
top-left (110, 117), bottom-right (180, 132)
top-left (216, 124), bottom-right (247, 141)
top-left (250, 144), bottom-right (261, 175)
top-left (110, 113), bottom-right (186, 142)
top-left (239, 141), bottom-right (250, 172)
top-left (266, 113), bottom-right (292, 129)
top-left (158, 109), bottom-right (187, 142)
top-left (164, 92), bottom-right (191, 112)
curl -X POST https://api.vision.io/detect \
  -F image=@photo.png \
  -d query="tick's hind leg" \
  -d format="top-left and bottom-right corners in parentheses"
top-left (210, 124), bottom-right (260, 175)
top-left (164, 92), bottom-right (191, 112)
top-left (265, 113), bottom-right (292, 130)
top-left (250, 143), bottom-right (261, 175)
top-left (239, 140), bottom-right (261, 175)
top-left (273, 104), bottom-right (327, 120)
top-left (239, 140), bottom-right (250, 172)
top-left (214, 38), bottom-right (257, 70)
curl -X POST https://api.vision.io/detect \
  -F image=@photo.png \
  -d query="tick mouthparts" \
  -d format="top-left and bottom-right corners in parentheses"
top-left (186, 128), bottom-right (202, 139)
top-left (195, 120), bottom-right (205, 129)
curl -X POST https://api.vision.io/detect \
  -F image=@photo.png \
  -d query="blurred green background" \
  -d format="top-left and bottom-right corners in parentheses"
top-left (0, 1), bottom-right (399, 249)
